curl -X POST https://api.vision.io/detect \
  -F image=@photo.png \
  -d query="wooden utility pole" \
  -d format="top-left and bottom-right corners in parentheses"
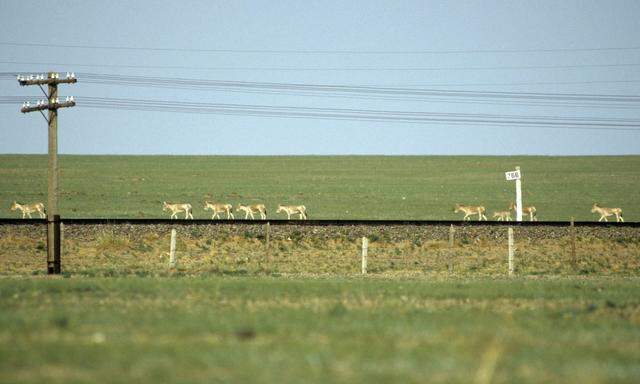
top-left (18, 72), bottom-right (77, 274)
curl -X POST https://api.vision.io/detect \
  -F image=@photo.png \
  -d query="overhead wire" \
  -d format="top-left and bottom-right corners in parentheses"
top-left (4, 95), bottom-right (637, 131)
top-left (2, 41), bottom-right (640, 54)
top-left (2, 60), bottom-right (640, 72)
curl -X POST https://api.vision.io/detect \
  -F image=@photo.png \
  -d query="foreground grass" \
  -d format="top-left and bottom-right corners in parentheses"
top-left (1, 155), bottom-right (639, 220)
top-left (1, 277), bottom-right (639, 383)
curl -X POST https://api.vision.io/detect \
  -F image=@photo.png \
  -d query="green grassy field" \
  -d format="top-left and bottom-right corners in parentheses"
top-left (0, 155), bottom-right (638, 220)
top-left (1, 277), bottom-right (639, 383)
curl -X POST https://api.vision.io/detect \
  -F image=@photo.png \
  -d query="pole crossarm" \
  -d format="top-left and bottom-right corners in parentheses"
top-left (21, 101), bottom-right (76, 113)
top-left (18, 77), bottom-right (77, 87)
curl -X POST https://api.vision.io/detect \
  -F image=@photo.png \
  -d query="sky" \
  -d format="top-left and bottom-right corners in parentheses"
top-left (0, 0), bottom-right (639, 155)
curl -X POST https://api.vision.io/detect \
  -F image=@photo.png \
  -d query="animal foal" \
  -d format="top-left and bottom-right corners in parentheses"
top-left (237, 204), bottom-right (267, 220)
top-left (509, 202), bottom-right (537, 221)
top-left (204, 201), bottom-right (234, 219)
top-left (591, 203), bottom-right (624, 222)
top-left (10, 201), bottom-right (46, 218)
top-left (276, 205), bottom-right (308, 220)
top-left (454, 204), bottom-right (487, 221)
top-left (492, 210), bottom-right (512, 221)
top-left (162, 201), bottom-right (193, 219)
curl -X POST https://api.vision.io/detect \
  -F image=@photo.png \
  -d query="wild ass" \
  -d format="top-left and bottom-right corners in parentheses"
top-left (162, 201), bottom-right (193, 219)
top-left (492, 210), bottom-right (512, 221)
top-left (204, 201), bottom-right (234, 219)
top-left (276, 205), bottom-right (308, 220)
top-left (237, 204), bottom-right (267, 220)
top-left (591, 203), bottom-right (624, 222)
top-left (10, 202), bottom-right (46, 218)
top-left (509, 202), bottom-right (537, 221)
top-left (454, 204), bottom-right (487, 221)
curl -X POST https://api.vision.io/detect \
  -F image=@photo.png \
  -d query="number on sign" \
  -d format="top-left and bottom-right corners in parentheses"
top-left (505, 170), bottom-right (521, 181)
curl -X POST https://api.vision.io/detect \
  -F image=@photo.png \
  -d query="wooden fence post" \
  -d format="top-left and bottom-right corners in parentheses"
top-left (169, 229), bottom-right (177, 268)
top-left (508, 227), bottom-right (514, 276)
top-left (361, 236), bottom-right (368, 275)
top-left (448, 224), bottom-right (455, 273)
top-left (265, 221), bottom-right (270, 253)
top-left (60, 221), bottom-right (64, 258)
top-left (570, 217), bottom-right (577, 271)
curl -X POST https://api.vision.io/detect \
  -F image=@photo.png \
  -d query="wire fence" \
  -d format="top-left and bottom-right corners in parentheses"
top-left (1, 220), bottom-right (639, 277)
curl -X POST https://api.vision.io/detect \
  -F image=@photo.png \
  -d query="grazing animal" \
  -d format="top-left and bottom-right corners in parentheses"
top-left (492, 210), bottom-right (512, 221)
top-left (10, 201), bottom-right (46, 218)
top-left (237, 204), bottom-right (267, 220)
top-left (591, 203), bottom-right (624, 222)
top-left (162, 201), bottom-right (193, 219)
top-left (276, 204), bottom-right (308, 220)
top-left (204, 201), bottom-right (234, 219)
top-left (454, 204), bottom-right (487, 221)
top-left (509, 202), bottom-right (537, 221)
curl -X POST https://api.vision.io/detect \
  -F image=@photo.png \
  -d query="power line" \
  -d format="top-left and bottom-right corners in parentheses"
top-left (74, 73), bottom-right (640, 101)
top-left (53, 96), bottom-right (640, 131)
top-left (2, 60), bottom-right (640, 71)
top-left (3, 71), bottom-right (640, 88)
top-left (4, 94), bottom-right (638, 130)
top-left (3, 41), bottom-right (640, 54)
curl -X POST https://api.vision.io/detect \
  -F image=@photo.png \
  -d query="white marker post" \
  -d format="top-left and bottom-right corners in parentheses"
top-left (505, 166), bottom-right (523, 222)
top-left (361, 237), bottom-right (369, 275)
top-left (169, 229), bottom-right (177, 268)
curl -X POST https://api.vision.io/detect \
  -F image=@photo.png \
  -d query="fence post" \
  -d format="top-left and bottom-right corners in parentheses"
top-left (448, 224), bottom-right (455, 273)
top-left (361, 236), bottom-right (368, 275)
top-left (508, 227), bottom-right (514, 276)
top-left (265, 221), bottom-right (270, 253)
top-left (60, 221), bottom-right (64, 259)
top-left (169, 229), bottom-right (177, 268)
top-left (570, 217), bottom-right (576, 271)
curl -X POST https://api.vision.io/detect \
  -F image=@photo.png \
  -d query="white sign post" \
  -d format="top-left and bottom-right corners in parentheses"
top-left (505, 166), bottom-right (523, 222)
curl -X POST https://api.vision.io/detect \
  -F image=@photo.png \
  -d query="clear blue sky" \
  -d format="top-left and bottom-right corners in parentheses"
top-left (1, 0), bottom-right (639, 155)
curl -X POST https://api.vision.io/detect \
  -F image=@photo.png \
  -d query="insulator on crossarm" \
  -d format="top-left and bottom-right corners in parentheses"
top-left (70, 72), bottom-right (75, 79)
top-left (26, 101), bottom-right (31, 107)
top-left (22, 102), bottom-right (26, 108)
top-left (70, 96), bottom-right (74, 102)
